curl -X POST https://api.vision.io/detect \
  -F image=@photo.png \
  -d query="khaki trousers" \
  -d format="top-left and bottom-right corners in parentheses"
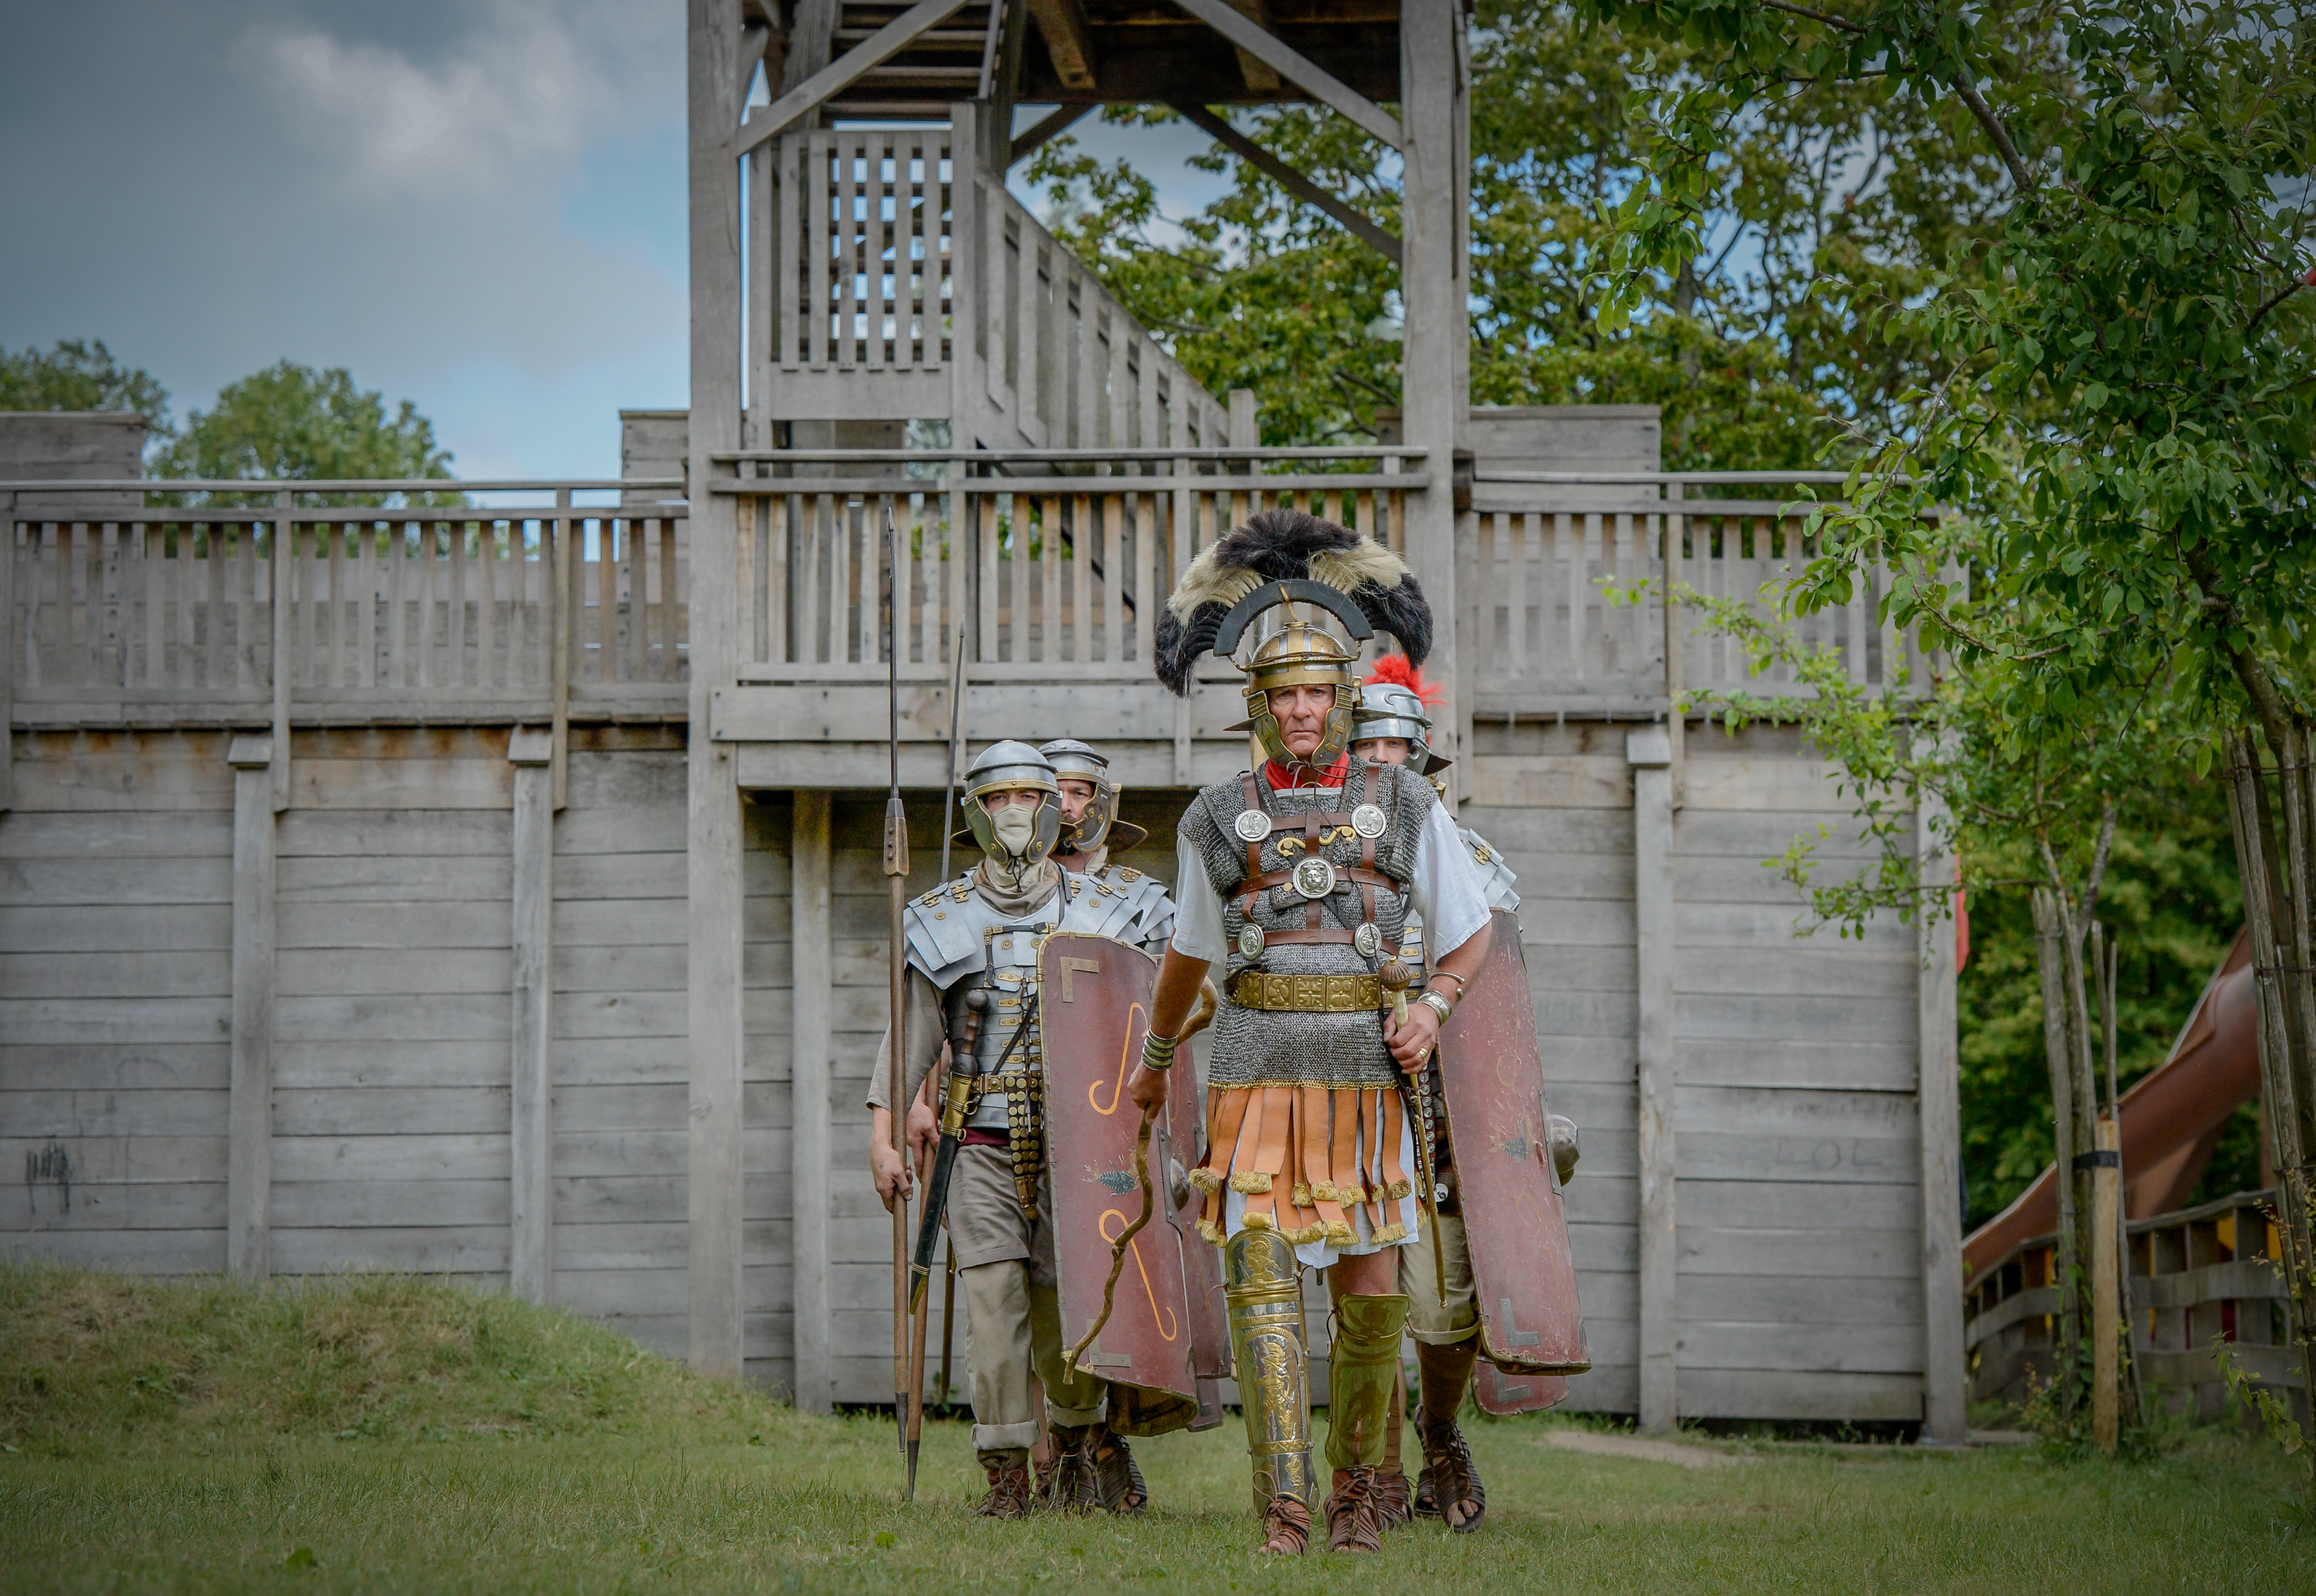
top-left (947, 1142), bottom-right (1106, 1454)
top-left (1398, 1210), bottom-right (1479, 1345)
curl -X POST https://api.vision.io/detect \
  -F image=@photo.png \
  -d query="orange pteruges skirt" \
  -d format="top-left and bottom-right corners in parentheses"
top-left (1188, 1083), bottom-right (1417, 1250)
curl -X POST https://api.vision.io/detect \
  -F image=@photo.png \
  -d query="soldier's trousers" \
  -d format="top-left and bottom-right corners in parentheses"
top-left (947, 1142), bottom-right (1106, 1455)
top-left (1398, 1210), bottom-right (1479, 1345)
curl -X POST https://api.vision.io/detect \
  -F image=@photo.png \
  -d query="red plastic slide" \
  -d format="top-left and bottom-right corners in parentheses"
top-left (1962, 930), bottom-right (2262, 1283)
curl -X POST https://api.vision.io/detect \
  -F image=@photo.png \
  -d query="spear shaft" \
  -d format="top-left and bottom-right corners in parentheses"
top-left (882, 510), bottom-right (912, 1466)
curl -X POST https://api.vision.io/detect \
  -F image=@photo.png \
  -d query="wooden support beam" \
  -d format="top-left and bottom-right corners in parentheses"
top-left (779, 0), bottom-right (837, 91)
top-left (270, 490), bottom-right (293, 813)
top-left (791, 790), bottom-right (835, 1412)
top-left (1, 492), bottom-right (14, 813)
top-left (1163, 0), bottom-right (1401, 150)
top-left (688, 0), bottom-right (750, 1382)
top-left (508, 727), bottom-right (556, 1305)
top-left (227, 734), bottom-right (277, 1282)
top-left (1175, 105), bottom-right (1399, 266)
top-left (1629, 726), bottom-right (1676, 1433)
top-left (1010, 103), bottom-right (1092, 168)
top-left (741, 0), bottom-right (973, 153)
top-left (1025, 0), bottom-right (1098, 94)
top-left (1397, 0), bottom-right (1461, 791)
top-left (1916, 790), bottom-right (1968, 1442)
top-left (1225, 0), bottom-right (1282, 90)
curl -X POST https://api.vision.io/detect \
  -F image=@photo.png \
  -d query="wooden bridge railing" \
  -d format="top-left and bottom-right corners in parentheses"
top-left (1963, 1188), bottom-right (2301, 1420)
top-left (3, 481), bottom-right (687, 729)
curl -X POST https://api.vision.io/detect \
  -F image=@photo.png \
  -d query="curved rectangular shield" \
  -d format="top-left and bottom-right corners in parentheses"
top-left (1038, 932), bottom-right (1200, 1402)
top-left (1437, 909), bottom-right (1590, 1376)
top-left (1164, 995), bottom-right (1232, 1403)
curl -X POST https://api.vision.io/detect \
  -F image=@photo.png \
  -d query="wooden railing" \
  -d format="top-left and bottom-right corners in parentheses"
top-left (713, 449), bottom-right (1418, 682)
top-left (750, 122), bottom-right (1231, 452)
top-left (1963, 1188), bottom-right (2301, 1419)
top-left (3, 482), bottom-right (687, 728)
top-left (1465, 471), bottom-right (1933, 717)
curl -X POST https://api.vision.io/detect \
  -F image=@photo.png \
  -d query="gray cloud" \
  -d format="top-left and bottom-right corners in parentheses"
top-left (0, 0), bottom-right (686, 477)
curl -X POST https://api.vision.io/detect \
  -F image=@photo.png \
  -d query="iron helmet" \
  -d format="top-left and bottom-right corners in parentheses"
top-left (961, 740), bottom-right (1062, 869)
top-left (1040, 738), bottom-right (1117, 856)
top-left (1350, 680), bottom-right (1451, 774)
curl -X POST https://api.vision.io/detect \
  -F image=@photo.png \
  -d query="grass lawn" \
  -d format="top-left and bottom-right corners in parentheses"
top-left (1, 1267), bottom-right (2306, 1594)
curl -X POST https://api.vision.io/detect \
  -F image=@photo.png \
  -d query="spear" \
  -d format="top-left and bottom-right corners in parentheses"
top-left (882, 507), bottom-right (912, 1467)
top-left (905, 616), bottom-right (969, 1499)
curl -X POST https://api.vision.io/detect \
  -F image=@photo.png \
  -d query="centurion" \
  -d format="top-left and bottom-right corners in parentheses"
top-left (1122, 509), bottom-right (1497, 1554)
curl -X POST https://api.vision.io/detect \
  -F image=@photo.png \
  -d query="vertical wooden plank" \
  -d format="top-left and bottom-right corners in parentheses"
top-left (863, 133), bottom-right (886, 370)
top-left (1663, 504), bottom-right (1685, 807)
top-left (509, 727), bottom-right (556, 1304)
top-left (1071, 493), bottom-right (1091, 662)
top-left (226, 735), bottom-right (277, 1281)
top-left (661, 515), bottom-right (680, 682)
top-left (599, 512), bottom-right (619, 682)
top-left (297, 512), bottom-right (321, 692)
top-left (626, 514), bottom-right (649, 684)
top-left (1042, 495), bottom-right (1062, 665)
top-left (686, 0), bottom-right (748, 1382)
top-left (449, 509), bottom-right (471, 686)
top-left (236, 517), bottom-right (260, 690)
top-left (0, 494), bottom-right (13, 810)
top-left (978, 491), bottom-right (999, 665)
top-left (1103, 493), bottom-right (1124, 666)
top-left (1917, 788), bottom-right (1967, 1442)
top-left (357, 519), bottom-right (378, 689)
top-left (1171, 392), bottom-right (1196, 781)
top-left (1130, 490), bottom-right (1154, 665)
top-left (836, 132), bottom-right (860, 367)
top-left (271, 494), bottom-right (293, 812)
top-left (1628, 726), bottom-right (1676, 1433)
top-left (776, 132), bottom-right (802, 369)
top-left (551, 494), bottom-right (571, 808)
top-left (791, 789), bottom-right (834, 1413)
top-left (1016, 212), bottom-right (1042, 439)
top-left (133, 518), bottom-right (156, 689)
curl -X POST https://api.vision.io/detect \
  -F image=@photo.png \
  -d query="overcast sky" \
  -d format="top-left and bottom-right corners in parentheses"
top-left (0, 0), bottom-right (1226, 479)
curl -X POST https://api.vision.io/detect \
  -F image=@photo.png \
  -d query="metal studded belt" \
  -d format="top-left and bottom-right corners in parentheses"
top-left (1229, 972), bottom-right (1384, 1013)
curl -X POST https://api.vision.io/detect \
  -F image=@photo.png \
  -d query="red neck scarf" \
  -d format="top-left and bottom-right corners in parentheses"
top-left (1265, 753), bottom-right (1349, 790)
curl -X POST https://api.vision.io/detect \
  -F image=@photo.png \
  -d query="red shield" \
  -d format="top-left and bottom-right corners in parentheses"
top-left (1038, 932), bottom-right (1200, 1402)
top-left (1437, 909), bottom-right (1590, 1377)
top-left (1163, 990), bottom-right (1231, 1418)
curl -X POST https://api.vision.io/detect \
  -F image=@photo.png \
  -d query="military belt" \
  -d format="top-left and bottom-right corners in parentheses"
top-left (1229, 971), bottom-right (1383, 1013)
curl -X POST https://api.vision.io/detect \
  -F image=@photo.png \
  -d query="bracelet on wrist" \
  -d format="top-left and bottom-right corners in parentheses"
top-left (1418, 990), bottom-right (1456, 1025)
top-left (1140, 1030), bottom-right (1181, 1072)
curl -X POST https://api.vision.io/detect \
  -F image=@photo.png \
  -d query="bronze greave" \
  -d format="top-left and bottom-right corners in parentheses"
top-left (1223, 1228), bottom-right (1317, 1512)
top-left (1326, 1293), bottom-right (1410, 1471)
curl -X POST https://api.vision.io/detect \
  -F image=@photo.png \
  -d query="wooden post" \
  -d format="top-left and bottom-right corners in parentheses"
top-left (2091, 1114), bottom-right (2120, 1454)
top-left (509, 726), bottom-right (557, 1304)
top-left (0, 491), bottom-right (14, 814)
top-left (791, 791), bottom-right (834, 1413)
top-left (1628, 726), bottom-right (1677, 1432)
top-left (1661, 489), bottom-right (1685, 809)
top-left (226, 734), bottom-right (277, 1281)
top-left (551, 487), bottom-right (572, 812)
top-left (270, 489), bottom-right (293, 813)
top-left (1398, 0), bottom-right (1467, 796)
top-left (687, 0), bottom-right (750, 1381)
top-left (1915, 790), bottom-right (1968, 1442)
top-left (947, 101), bottom-right (983, 451)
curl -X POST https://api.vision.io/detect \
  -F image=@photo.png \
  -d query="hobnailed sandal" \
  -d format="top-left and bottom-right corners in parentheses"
top-left (1042, 1425), bottom-right (1100, 1514)
top-left (1258, 1494), bottom-right (1311, 1555)
top-left (1084, 1423), bottom-right (1147, 1515)
top-left (1413, 1406), bottom-right (1486, 1532)
top-left (1373, 1466), bottom-right (1414, 1529)
top-left (975, 1452), bottom-right (1035, 1520)
top-left (1324, 1466), bottom-right (1386, 1553)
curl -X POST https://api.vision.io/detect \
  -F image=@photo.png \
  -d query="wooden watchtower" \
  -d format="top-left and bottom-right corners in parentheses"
top-left (0, 0), bottom-right (1966, 1440)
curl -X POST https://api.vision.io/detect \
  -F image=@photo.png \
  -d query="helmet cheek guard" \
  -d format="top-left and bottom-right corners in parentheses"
top-left (1060, 786), bottom-right (1115, 855)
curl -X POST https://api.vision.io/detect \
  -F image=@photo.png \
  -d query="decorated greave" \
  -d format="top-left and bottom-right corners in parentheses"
top-left (1223, 1228), bottom-right (1317, 1512)
top-left (1326, 1293), bottom-right (1410, 1471)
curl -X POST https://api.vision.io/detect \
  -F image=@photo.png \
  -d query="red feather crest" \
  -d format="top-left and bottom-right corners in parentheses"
top-left (1365, 653), bottom-right (1443, 703)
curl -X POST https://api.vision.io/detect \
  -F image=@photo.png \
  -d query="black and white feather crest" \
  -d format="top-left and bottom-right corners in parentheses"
top-left (1153, 508), bottom-right (1431, 696)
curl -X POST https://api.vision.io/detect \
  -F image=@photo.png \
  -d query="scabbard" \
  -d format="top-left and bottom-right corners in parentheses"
top-left (909, 1131), bottom-right (963, 1314)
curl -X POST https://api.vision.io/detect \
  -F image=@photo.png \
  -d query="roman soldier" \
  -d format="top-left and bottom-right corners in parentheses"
top-left (1347, 659), bottom-right (1576, 1533)
top-left (869, 740), bottom-right (1175, 1519)
top-left (1040, 737), bottom-right (1176, 953)
top-left (1123, 509), bottom-right (1495, 1554)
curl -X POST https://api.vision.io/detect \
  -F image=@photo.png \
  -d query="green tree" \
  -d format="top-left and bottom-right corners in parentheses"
top-left (1026, 1), bottom-right (2035, 463)
top-left (0, 339), bottom-right (171, 435)
top-left (157, 361), bottom-right (454, 492)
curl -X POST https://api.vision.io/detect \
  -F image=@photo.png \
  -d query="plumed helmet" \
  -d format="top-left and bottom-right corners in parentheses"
top-left (961, 740), bottom-right (1062, 868)
top-left (1153, 508), bottom-right (1432, 772)
top-left (1352, 657), bottom-right (1450, 773)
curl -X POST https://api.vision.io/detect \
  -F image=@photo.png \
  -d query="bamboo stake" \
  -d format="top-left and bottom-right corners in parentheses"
top-left (2091, 1114), bottom-right (2120, 1455)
